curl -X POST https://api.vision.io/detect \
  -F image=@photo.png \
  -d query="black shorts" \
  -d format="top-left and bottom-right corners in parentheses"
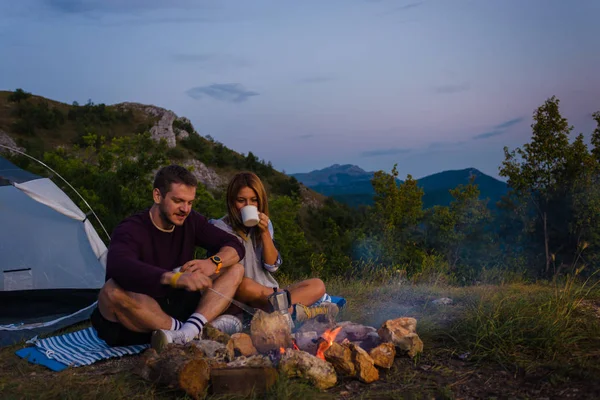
top-left (91, 289), bottom-right (202, 347)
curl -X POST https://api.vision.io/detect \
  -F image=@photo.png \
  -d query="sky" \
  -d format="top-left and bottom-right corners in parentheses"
top-left (1, 0), bottom-right (599, 180)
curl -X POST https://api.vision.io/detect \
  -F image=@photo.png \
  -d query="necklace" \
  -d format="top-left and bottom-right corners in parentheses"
top-left (149, 210), bottom-right (175, 233)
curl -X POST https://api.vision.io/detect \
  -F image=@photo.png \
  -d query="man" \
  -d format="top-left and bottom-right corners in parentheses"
top-left (90, 165), bottom-right (246, 351)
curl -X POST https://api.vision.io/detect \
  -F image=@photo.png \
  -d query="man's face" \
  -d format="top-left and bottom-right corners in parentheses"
top-left (156, 183), bottom-right (196, 226)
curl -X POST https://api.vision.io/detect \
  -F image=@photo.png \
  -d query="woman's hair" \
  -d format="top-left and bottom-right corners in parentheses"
top-left (226, 171), bottom-right (269, 239)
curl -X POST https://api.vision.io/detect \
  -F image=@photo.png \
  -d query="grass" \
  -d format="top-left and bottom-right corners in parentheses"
top-left (2, 273), bottom-right (600, 399)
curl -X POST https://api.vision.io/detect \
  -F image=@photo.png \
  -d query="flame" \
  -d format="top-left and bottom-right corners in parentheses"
top-left (315, 326), bottom-right (342, 360)
top-left (280, 347), bottom-right (285, 355)
top-left (292, 339), bottom-right (300, 351)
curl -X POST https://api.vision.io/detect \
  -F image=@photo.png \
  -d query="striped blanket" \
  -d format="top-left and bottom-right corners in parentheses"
top-left (18, 327), bottom-right (148, 370)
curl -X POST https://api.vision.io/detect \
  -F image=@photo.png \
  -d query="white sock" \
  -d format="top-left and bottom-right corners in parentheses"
top-left (170, 317), bottom-right (183, 330)
top-left (180, 313), bottom-right (207, 340)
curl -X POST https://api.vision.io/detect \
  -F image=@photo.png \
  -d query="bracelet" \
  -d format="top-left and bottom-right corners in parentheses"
top-left (170, 272), bottom-right (182, 288)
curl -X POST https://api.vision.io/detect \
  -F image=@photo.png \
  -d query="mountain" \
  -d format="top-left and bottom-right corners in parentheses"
top-left (291, 164), bottom-right (508, 209)
top-left (0, 88), bottom-right (324, 206)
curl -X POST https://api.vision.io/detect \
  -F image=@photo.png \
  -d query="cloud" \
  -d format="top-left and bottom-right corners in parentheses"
top-left (186, 83), bottom-right (259, 103)
top-left (387, 2), bottom-right (424, 12)
top-left (493, 117), bottom-right (525, 130)
top-left (361, 148), bottom-right (411, 157)
top-left (434, 82), bottom-right (470, 94)
top-left (43, 0), bottom-right (201, 14)
top-left (472, 116), bottom-right (526, 140)
top-left (473, 130), bottom-right (504, 140)
top-left (297, 76), bottom-right (335, 84)
top-left (428, 141), bottom-right (466, 149)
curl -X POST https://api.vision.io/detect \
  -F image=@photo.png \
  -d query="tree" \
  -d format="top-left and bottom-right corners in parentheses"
top-left (499, 96), bottom-right (600, 277)
top-left (8, 88), bottom-right (32, 103)
top-left (368, 164), bottom-right (425, 270)
top-left (426, 176), bottom-right (493, 276)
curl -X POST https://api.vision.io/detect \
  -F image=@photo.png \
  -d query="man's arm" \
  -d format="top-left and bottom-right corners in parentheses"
top-left (180, 212), bottom-right (245, 275)
top-left (106, 222), bottom-right (169, 298)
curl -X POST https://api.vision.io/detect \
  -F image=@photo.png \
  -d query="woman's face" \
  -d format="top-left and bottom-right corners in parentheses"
top-left (235, 186), bottom-right (259, 212)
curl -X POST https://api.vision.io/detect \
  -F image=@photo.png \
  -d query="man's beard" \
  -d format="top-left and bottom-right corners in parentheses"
top-left (158, 202), bottom-right (186, 227)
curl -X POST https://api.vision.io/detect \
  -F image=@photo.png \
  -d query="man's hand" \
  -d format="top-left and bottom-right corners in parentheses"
top-left (175, 271), bottom-right (213, 291)
top-left (181, 259), bottom-right (216, 276)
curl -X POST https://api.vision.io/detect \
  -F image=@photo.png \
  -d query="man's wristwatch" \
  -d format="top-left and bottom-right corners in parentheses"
top-left (209, 255), bottom-right (223, 274)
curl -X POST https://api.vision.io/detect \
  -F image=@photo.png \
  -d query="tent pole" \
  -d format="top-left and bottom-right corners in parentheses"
top-left (0, 144), bottom-right (111, 243)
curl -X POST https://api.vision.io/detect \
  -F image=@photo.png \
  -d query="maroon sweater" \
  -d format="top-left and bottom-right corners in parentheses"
top-left (105, 208), bottom-right (245, 298)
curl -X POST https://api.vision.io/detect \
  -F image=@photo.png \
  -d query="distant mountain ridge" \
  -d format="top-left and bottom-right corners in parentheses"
top-left (291, 164), bottom-right (508, 209)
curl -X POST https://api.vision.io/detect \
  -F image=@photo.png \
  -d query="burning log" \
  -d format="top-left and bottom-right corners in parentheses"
top-left (226, 333), bottom-right (258, 357)
top-left (369, 342), bottom-right (396, 369)
top-left (202, 323), bottom-right (230, 345)
top-left (315, 326), bottom-right (342, 360)
top-left (137, 345), bottom-right (210, 400)
top-left (324, 342), bottom-right (355, 376)
top-left (378, 317), bottom-right (423, 358)
top-left (348, 343), bottom-right (379, 383)
top-left (279, 349), bottom-right (337, 390)
top-left (250, 309), bottom-right (293, 353)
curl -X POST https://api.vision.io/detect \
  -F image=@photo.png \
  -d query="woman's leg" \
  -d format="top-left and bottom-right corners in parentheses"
top-left (285, 278), bottom-right (326, 306)
top-left (234, 277), bottom-right (274, 310)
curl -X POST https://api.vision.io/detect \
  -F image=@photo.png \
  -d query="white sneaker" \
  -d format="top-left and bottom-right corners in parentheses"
top-left (210, 314), bottom-right (243, 335)
top-left (151, 329), bottom-right (192, 352)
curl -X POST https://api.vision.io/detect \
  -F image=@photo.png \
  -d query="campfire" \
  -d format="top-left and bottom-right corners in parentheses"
top-left (137, 310), bottom-right (423, 399)
top-left (315, 326), bottom-right (342, 360)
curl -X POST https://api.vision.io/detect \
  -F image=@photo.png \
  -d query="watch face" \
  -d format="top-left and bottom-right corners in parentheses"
top-left (212, 255), bottom-right (222, 263)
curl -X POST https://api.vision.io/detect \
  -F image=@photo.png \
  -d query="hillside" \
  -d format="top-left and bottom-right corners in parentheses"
top-left (0, 89), bottom-right (324, 206)
top-left (292, 164), bottom-right (508, 209)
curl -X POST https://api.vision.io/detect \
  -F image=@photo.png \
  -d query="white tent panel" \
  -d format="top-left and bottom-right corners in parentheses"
top-left (0, 185), bottom-right (105, 291)
top-left (14, 178), bottom-right (108, 265)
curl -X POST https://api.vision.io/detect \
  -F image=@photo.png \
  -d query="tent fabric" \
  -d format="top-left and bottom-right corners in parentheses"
top-left (14, 178), bottom-right (108, 264)
top-left (0, 155), bottom-right (108, 347)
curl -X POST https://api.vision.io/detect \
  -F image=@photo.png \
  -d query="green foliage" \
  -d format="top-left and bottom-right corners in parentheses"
top-left (68, 100), bottom-right (133, 145)
top-left (500, 96), bottom-right (600, 278)
top-left (10, 99), bottom-right (65, 135)
top-left (7, 88), bottom-right (32, 103)
top-left (172, 118), bottom-right (194, 134)
top-left (269, 195), bottom-right (312, 279)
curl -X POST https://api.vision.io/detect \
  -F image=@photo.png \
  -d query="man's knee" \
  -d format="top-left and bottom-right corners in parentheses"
top-left (99, 279), bottom-right (137, 310)
top-left (226, 263), bottom-right (245, 285)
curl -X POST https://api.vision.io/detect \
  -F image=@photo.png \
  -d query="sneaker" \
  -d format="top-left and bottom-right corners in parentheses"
top-left (294, 302), bottom-right (339, 323)
top-left (210, 314), bottom-right (243, 335)
top-left (151, 329), bottom-right (192, 352)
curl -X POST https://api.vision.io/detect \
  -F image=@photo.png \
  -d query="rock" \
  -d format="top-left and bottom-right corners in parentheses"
top-left (191, 339), bottom-right (230, 361)
top-left (348, 343), bottom-right (379, 383)
top-left (0, 130), bottom-right (23, 154)
top-left (183, 159), bottom-right (224, 190)
top-left (250, 309), bottom-right (293, 354)
top-left (227, 333), bottom-right (258, 357)
top-left (116, 102), bottom-right (178, 148)
top-left (324, 342), bottom-right (355, 376)
top-left (369, 342), bottom-right (396, 369)
top-left (226, 355), bottom-right (273, 368)
top-left (279, 349), bottom-right (337, 390)
top-left (432, 297), bottom-right (453, 305)
top-left (378, 317), bottom-right (423, 358)
top-left (336, 322), bottom-right (378, 342)
top-left (202, 324), bottom-right (230, 345)
top-left (293, 331), bottom-right (319, 354)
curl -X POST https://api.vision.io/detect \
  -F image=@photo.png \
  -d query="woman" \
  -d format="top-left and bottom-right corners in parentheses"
top-left (210, 171), bottom-right (338, 324)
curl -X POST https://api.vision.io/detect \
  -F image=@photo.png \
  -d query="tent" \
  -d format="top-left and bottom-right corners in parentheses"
top-left (0, 154), bottom-right (108, 346)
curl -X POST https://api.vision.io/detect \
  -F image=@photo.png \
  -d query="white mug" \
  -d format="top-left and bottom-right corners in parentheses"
top-left (241, 205), bottom-right (260, 227)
